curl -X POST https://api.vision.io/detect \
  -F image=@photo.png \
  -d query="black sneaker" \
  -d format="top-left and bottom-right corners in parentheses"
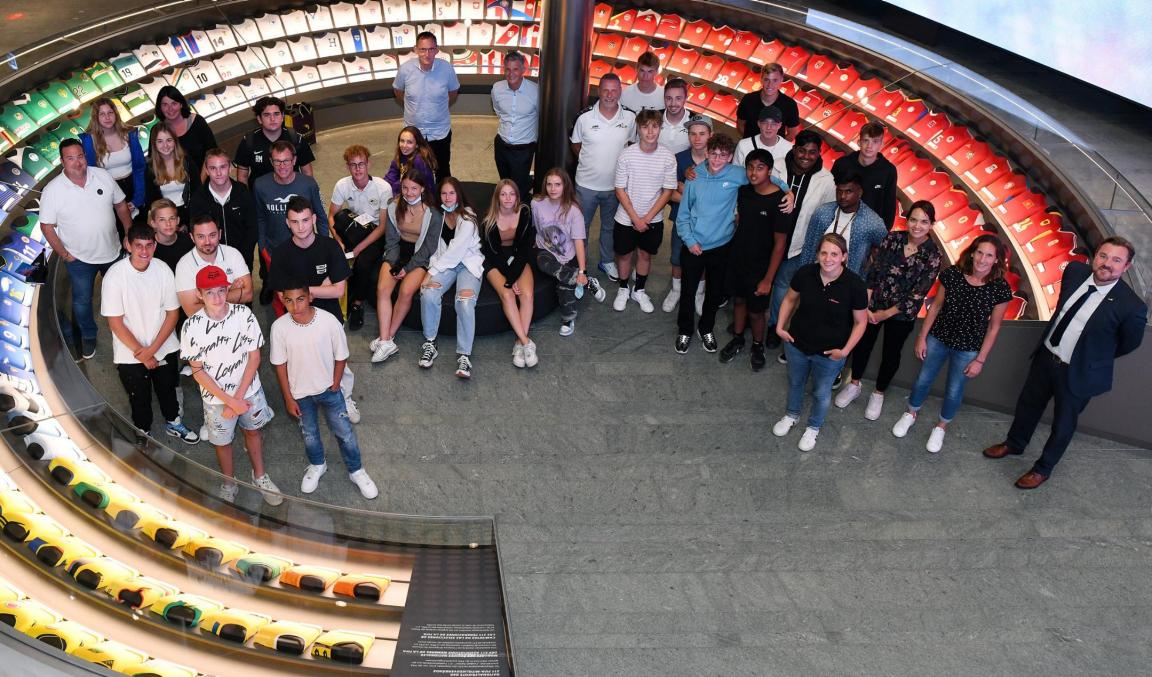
top-left (699, 331), bottom-right (718, 353)
top-left (81, 339), bottom-right (97, 360)
top-left (719, 336), bottom-right (745, 363)
top-left (348, 304), bottom-right (364, 331)
top-left (418, 340), bottom-right (438, 368)
top-left (750, 342), bottom-right (766, 371)
top-left (259, 287), bottom-right (273, 305)
top-left (764, 328), bottom-right (782, 350)
top-left (674, 334), bottom-right (690, 354)
top-left (777, 351), bottom-right (787, 365)
top-left (832, 372), bottom-right (844, 390)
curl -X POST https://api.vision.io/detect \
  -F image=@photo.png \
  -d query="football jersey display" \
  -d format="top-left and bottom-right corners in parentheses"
top-left (0, 107), bottom-right (35, 144)
top-left (709, 92), bottom-right (739, 124)
top-left (345, 56), bottom-right (373, 82)
top-left (190, 94), bottom-right (226, 121)
top-left (906, 110), bottom-right (950, 143)
top-left (316, 60), bottom-right (348, 86)
top-left (85, 62), bottom-right (124, 93)
top-left (231, 18), bottom-right (264, 45)
top-left (607, 9), bottom-right (637, 33)
top-left (519, 24), bottom-right (540, 48)
top-left (392, 24), bottom-right (418, 50)
top-left (381, 0), bottom-right (409, 22)
top-left (410, 0), bottom-right (436, 22)
top-left (329, 2), bottom-right (362, 28)
top-left (30, 136), bottom-right (61, 169)
top-left (205, 25), bottom-right (240, 53)
top-left (132, 45), bottom-right (170, 74)
top-left (181, 30), bottom-right (215, 59)
top-left (292, 66), bottom-right (323, 92)
top-left (704, 25), bottom-right (736, 52)
top-left (776, 46), bottom-right (811, 76)
top-left (13, 92), bottom-right (57, 127)
top-left (211, 53), bottom-right (245, 82)
top-left (462, 0), bottom-right (487, 21)
top-left (944, 140), bottom-right (992, 174)
top-left (185, 61), bottom-right (224, 91)
top-left (894, 153), bottom-right (933, 189)
top-left (494, 23), bottom-right (521, 48)
top-left (441, 22), bottom-right (470, 46)
top-left (819, 64), bottom-right (860, 96)
top-left (961, 156), bottom-right (1011, 193)
top-left (929, 188), bottom-right (969, 222)
top-left (631, 10), bottom-right (660, 36)
top-left (655, 14), bottom-right (685, 41)
top-left (312, 33), bottom-right (343, 59)
top-left (279, 10), bottom-right (311, 37)
top-left (690, 53), bottom-right (726, 82)
top-left (862, 87), bottom-right (904, 119)
top-left (978, 173), bottom-right (1027, 207)
top-left (304, 6), bottom-right (335, 31)
top-left (158, 37), bottom-right (192, 67)
top-left (680, 19), bottom-right (712, 48)
top-left (924, 125), bottom-right (973, 160)
top-left (715, 60), bottom-right (751, 92)
top-left (592, 33), bottom-right (621, 59)
top-left (750, 38), bottom-right (786, 66)
top-left (799, 52), bottom-right (836, 86)
top-left (994, 189), bottom-right (1048, 226)
top-left (886, 98), bottom-right (928, 131)
top-left (618, 36), bottom-right (649, 64)
top-left (288, 36), bottom-right (320, 62)
top-left (827, 111), bottom-right (867, 143)
top-left (449, 49), bottom-right (478, 74)
top-left (13, 146), bottom-right (56, 180)
top-left (255, 13), bottom-right (286, 41)
top-left (64, 71), bottom-right (101, 104)
top-left (109, 53), bottom-right (146, 84)
top-left (933, 205), bottom-right (984, 243)
top-left (809, 99), bottom-right (848, 129)
top-left (1005, 210), bottom-right (1055, 245)
top-left (235, 47), bottom-right (271, 74)
top-left (846, 75), bottom-right (882, 104)
top-left (370, 54), bottom-right (398, 77)
top-left (240, 77), bottom-right (274, 102)
top-left (1022, 230), bottom-right (1076, 265)
top-left (263, 42), bottom-right (294, 68)
top-left (685, 84), bottom-right (715, 113)
top-left (355, 2), bottom-right (384, 26)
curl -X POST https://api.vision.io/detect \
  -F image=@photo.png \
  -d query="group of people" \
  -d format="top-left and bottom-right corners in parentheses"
top-left (37, 31), bottom-right (1146, 501)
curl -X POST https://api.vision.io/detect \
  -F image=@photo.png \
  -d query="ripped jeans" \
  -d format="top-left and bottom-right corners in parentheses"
top-left (297, 387), bottom-right (362, 471)
top-left (420, 263), bottom-right (482, 355)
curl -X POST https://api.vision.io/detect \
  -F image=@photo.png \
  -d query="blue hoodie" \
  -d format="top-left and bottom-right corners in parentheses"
top-left (675, 162), bottom-right (747, 251)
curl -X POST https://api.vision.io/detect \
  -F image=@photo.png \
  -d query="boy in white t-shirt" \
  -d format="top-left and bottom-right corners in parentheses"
top-left (101, 224), bottom-right (198, 444)
top-left (179, 265), bottom-right (282, 505)
top-left (270, 282), bottom-right (378, 499)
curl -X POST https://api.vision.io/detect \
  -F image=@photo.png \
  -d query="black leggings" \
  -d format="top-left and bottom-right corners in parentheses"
top-left (849, 318), bottom-right (915, 392)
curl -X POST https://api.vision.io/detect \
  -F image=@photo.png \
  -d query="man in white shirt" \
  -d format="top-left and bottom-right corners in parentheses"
top-left (734, 105), bottom-right (793, 170)
top-left (328, 144), bottom-right (393, 331)
top-left (657, 78), bottom-right (691, 154)
top-left (175, 215), bottom-right (254, 317)
top-left (491, 51), bottom-right (539, 202)
top-left (101, 224), bottom-right (198, 444)
top-left (570, 73), bottom-right (636, 281)
top-left (620, 51), bottom-right (665, 112)
top-left (393, 31), bottom-right (461, 178)
top-left (40, 138), bottom-right (134, 359)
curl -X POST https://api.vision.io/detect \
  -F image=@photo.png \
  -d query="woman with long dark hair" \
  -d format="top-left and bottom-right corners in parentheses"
top-left (384, 125), bottom-right (437, 193)
top-left (153, 85), bottom-right (216, 175)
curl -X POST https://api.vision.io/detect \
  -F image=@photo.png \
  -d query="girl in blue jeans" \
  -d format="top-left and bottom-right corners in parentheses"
top-left (419, 177), bottom-right (485, 379)
top-left (892, 234), bottom-right (1014, 453)
top-left (774, 234), bottom-right (869, 451)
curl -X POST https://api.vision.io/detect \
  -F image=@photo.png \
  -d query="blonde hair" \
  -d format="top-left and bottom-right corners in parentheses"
top-left (84, 98), bottom-right (130, 167)
top-left (148, 124), bottom-right (189, 185)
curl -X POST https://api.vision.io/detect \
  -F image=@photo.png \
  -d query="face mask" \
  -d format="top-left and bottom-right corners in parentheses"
top-left (404, 196), bottom-right (423, 206)
top-left (442, 203), bottom-right (457, 213)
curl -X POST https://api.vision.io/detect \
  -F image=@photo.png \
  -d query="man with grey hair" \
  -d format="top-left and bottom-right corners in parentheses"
top-left (491, 50), bottom-right (539, 201)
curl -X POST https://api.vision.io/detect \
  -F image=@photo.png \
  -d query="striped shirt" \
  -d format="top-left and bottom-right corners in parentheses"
top-left (613, 143), bottom-right (678, 224)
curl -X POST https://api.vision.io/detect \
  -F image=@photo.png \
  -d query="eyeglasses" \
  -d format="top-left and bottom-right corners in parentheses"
top-left (346, 162), bottom-right (367, 169)
top-left (271, 158), bottom-right (294, 166)
top-left (707, 151), bottom-right (732, 159)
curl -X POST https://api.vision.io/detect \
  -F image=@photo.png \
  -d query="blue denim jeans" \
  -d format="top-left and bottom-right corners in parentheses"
top-left (65, 258), bottom-right (116, 341)
top-left (420, 264), bottom-right (482, 355)
top-left (576, 184), bottom-right (620, 268)
top-left (769, 254), bottom-right (804, 327)
top-left (907, 334), bottom-right (979, 422)
top-left (297, 387), bottom-right (362, 472)
top-left (784, 342), bottom-right (846, 430)
top-left (669, 227), bottom-right (683, 267)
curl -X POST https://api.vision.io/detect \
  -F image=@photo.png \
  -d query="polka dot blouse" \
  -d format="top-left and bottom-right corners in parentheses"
top-left (929, 266), bottom-right (1014, 352)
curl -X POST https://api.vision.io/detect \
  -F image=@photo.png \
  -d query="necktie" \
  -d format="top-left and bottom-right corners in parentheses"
top-left (1048, 285), bottom-right (1096, 347)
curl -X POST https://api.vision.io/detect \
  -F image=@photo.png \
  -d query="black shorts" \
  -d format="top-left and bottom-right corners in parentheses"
top-left (613, 220), bottom-right (664, 256)
top-left (726, 266), bottom-right (772, 312)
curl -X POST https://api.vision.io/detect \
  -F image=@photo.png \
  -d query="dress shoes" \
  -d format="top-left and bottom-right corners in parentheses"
top-left (1014, 471), bottom-right (1049, 490)
top-left (982, 442), bottom-right (1022, 459)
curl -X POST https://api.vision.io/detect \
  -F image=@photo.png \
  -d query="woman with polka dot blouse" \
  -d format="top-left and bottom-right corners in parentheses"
top-left (892, 234), bottom-right (1014, 453)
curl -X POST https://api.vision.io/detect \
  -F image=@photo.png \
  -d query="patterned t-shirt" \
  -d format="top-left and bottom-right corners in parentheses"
top-left (179, 303), bottom-right (265, 405)
top-left (929, 266), bottom-right (1013, 352)
top-left (532, 199), bottom-right (585, 264)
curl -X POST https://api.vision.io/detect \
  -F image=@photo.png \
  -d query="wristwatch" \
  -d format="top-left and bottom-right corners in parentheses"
top-left (578, 269), bottom-right (586, 275)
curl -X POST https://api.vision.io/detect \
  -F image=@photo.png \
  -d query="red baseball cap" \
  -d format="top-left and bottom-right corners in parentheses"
top-left (195, 265), bottom-right (230, 290)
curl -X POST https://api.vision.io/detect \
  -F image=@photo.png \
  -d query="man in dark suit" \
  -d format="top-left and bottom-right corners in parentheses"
top-left (984, 237), bottom-right (1147, 489)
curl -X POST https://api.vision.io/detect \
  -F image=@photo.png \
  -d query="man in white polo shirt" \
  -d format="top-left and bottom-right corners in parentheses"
top-left (570, 72), bottom-right (636, 281)
top-left (40, 138), bottom-right (134, 359)
top-left (175, 214), bottom-right (253, 317)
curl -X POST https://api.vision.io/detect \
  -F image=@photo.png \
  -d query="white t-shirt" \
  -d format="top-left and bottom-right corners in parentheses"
top-left (39, 167), bottom-right (125, 264)
top-left (100, 258), bottom-right (180, 364)
top-left (620, 83), bottom-right (664, 112)
top-left (734, 135), bottom-right (794, 178)
top-left (613, 144), bottom-right (678, 224)
top-left (174, 244), bottom-right (251, 293)
top-left (330, 175), bottom-right (392, 226)
top-left (570, 104), bottom-right (636, 191)
top-left (180, 304), bottom-right (264, 405)
top-left (658, 111), bottom-right (690, 154)
top-left (103, 145), bottom-right (134, 180)
top-left (269, 307), bottom-right (349, 400)
top-left (159, 180), bottom-right (186, 206)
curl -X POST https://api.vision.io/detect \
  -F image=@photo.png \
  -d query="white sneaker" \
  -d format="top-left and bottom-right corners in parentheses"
top-left (199, 424), bottom-right (209, 443)
top-left (926, 427), bottom-right (946, 453)
top-left (559, 320), bottom-right (575, 337)
top-left (252, 472), bottom-right (283, 506)
top-left (834, 382), bottom-right (862, 408)
top-left (631, 288), bottom-right (655, 313)
top-left (662, 286), bottom-right (680, 313)
top-left (349, 468), bottom-right (379, 499)
top-left (864, 392), bottom-right (885, 421)
top-left (370, 338), bottom-right (398, 363)
top-left (522, 340), bottom-right (539, 367)
top-left (772, 415), bottom-right (798, 437)
top-left (598, 261), bottom-right (619, 281)
top-left (892, 412), bottom-right (917, 438)
top-left (218, 481), bottom-right (238, 502)
top-left (612, 287), bottom-right (630, 311)
top-left (798, 427), bottom-right (820, 452)
top-left (694, 285), bottom-right (706, 316)
top-left (512, 342), bottom-right (526, 367)
top-left (344, 396), bottom-right (361, 424)
top-left (300, 463), bottom-right (327, 494)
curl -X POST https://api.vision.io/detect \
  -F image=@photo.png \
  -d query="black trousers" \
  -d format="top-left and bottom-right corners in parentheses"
top-left (494, 135), bottom-right (536, 201)
top-left (116, 350), bottom-right (181, 431)
top-left (351, 238), bottom-right (385, 306)
top-left (678, 244), bottom-right (729, 335)
top-left (1006, 350), bottom-right (1092, 477)
top-left (428, 131), bottom-right (453, 180)
top-left (850, 318), bottom-right (915, 392)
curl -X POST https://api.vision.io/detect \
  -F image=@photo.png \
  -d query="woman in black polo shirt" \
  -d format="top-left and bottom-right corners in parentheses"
top-left (774, 233), bottom-right (868, 451)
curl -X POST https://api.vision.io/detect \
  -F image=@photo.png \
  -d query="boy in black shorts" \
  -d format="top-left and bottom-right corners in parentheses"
top-left (720, 149), bottom-right (788, 370)
top-left (611, 109), bottom-right (678, 312)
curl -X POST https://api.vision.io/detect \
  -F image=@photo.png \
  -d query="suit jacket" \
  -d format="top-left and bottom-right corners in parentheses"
top-left (1040, 261), bottom-right (1147, 397)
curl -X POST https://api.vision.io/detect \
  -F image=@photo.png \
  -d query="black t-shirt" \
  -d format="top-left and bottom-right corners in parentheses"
top-left (788, 263), bottom-right (868, 355)
top-left (929, 266), bottom-right (1014, 352)
top-left (234, 127), bottom-right (317, 182)
top-left (154, 232), bottom-right (194, 274)
top-left (177, 115), bottom-right (218, 175)
top-left (729, 186), bottom-right (788, 283)
top-left (268, 236), bottom-right (351, 323)
top-left (736, 91), bottom-right (801, 138)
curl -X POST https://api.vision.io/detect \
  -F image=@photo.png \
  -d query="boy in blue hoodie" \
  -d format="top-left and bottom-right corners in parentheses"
top-left (674, 133), bottom-right (745, 354)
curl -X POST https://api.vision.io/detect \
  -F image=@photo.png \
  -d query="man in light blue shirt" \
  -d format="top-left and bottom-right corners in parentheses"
top-left (393, 31), bottom-right (460, 179)
top-left (491, 51), bottom-right (539, 201)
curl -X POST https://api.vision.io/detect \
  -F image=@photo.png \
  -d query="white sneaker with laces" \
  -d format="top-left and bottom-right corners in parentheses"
top-left (631, 288), bottom-right (655, 313)
top-left (662, 286), bottom-right (680, 313)
top-left (218, 481), bottom-right (238, 502)
top-left (349, 468), bottom-right (379, 499)
top-left (252, 472), bottom-right (283, 506)
top-left (926, 426), bottom-right (946, 453)
top-left (864, 392), bottom-right (885, 420)
top-left (300, 463), bottom-right (327, 493)
top-left (344, 396), bottom-right (361, 424)
top-left (599, 261), bottom-right (619, 281)
top-left (512, 341), bottom-right (526, 368)
top-left (559, 321), bottom-right (575, 337)
top-left (772, 415), bottom-right (798, 437)
top-left (834, 382), bottom-right (862, 408)
top-left (798, 427), bottom-right (820, 452)
top-left (587, 276), bottom-right (607, 302)
top-left (522, 340), bottom-right (539, 368)
top-left (370, 338), bottom-right (399, 363)
top-left (612, 286), bottom-right (630, 311)
top-left (892, 412), bottom-right (917, 438)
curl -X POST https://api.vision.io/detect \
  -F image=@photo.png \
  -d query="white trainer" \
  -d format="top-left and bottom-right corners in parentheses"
top-left (661, 286), bottom-right (680, 313)
top-left (344, 396), bottom-right (361, 424)
top-left (772, 415), bottom-right (798, 437)
top-left (218, 481), bottom-right (238, 502)
top-left (798, 427), bottom-right (820, 452)
top-left (522, 340), bottom-right (539, 368)
top-left (199, 424), bottom-right (210, 443)
top-left (559, 320), bottom-right (575, 337)
top-left (864, 392), bottom-right (885, 420)
top-left (926, 426), bottom-right (946, 453)
top-left (252, 472), bottom-right (283, 506)
top-left (349, 468), bottom-right (379, 499)
top-left (612, 286), bottom-right (630, 311)
top-left (631, 288), bottom-right (655, 313)
top-left (892, 412), bottom-right (917, 438)
top-left (834, 381), bottom-right (862, 408)
top-left (370, 337), bottom-right (398, 363)
top-left (512, 341), bottom-right (526, 368)
top-left (300, 463), bottom-right (327, 494)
